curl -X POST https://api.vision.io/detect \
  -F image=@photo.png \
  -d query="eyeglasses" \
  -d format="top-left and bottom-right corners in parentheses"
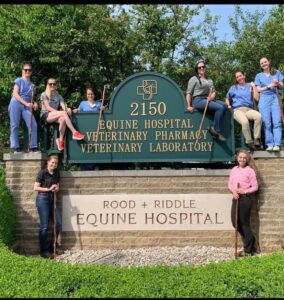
top-left (198, 66), bottom-right (206, 70)
top-left (23, 69), bottom-right (32, 72)
top-left (48, 83), bottom-right (57, 86)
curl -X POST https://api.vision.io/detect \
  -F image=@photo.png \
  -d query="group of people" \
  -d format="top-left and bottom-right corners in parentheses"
top-left (186, 57), bottom-right (284, 152)
top-left (8, 61), bottom-right (106, 154)
top-left (9, 58), bottom-right (281, 259)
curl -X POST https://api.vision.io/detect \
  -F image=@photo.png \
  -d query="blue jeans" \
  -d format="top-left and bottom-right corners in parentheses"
top-left (192, 97), bottom-right (228, 132)
top-left (258, 94), bottom-right (282, 147)
top-left (36, 192), bottom-right (62, 253)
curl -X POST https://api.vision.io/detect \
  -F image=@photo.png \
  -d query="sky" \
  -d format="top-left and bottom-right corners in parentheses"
top-left (203, 4), bottom-right (277, 41)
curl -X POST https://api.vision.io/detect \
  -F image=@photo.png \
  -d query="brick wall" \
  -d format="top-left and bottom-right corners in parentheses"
top-left (3, 151), bottom-right (284, 254)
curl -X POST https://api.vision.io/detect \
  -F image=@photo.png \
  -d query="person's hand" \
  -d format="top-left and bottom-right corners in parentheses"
top-left (66, 107), bottom-right (72, 116)
top-left (272, 79), bottom-right (279, 87)
top-left (33, 102), bottom-right (39, 111)
top-left (72, 108), bottom-right (78, 114)
top-left (227, 105), bottom-right (232, 109)
top-left (49, 184), bottom-right (58, 192)
top-left (187, 106), bottom-right (194, 113)
top-left (250, 81), bottom-right (256, 88)
top-left (232, 190), bottom-right (239, 200)
top-left (100, 106), bottom-right (105, 111)
top-left (25, 102), bottom-right (33, 109)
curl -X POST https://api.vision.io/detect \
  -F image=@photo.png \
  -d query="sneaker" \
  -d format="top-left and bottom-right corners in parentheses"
top-left (56, 138), bottom-right (64, 151)
top-left (208, 125), bottom-right (219, 138)
top-left (31, 147), bottom-right (40, 153)
top-left (72, 131), bottom-right (84, 140)
top-left (237, 250), bottom-right (252, 257)
top-left (13, 148), bottom-right (22, 153)
top-left (272, 145), bottom-right (280, 152)
top-left (217, 133), bottom-right (226, 142)
top-left (266, 146), bottom-right (273, 151)
top-left (254, 139), bottom-right (261, 146)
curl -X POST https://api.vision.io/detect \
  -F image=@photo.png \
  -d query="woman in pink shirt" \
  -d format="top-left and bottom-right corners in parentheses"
top-left (228, 149), bottom-right (259, 256)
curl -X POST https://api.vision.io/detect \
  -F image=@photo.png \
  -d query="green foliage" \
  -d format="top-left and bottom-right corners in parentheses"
top-left (0, 166), bottom-right (16, 247)
top-left (0, 246), bottom-right (284, 298)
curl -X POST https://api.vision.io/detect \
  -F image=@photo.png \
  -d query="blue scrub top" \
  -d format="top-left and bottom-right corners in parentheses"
top-left (254, 70), bottom-right (284, 95)
top-left (77, 100), bottom-right (102, 112)
top-left (226, 83), bottom-right (254, 108)
top-left (11, 77), bottom-right (34, 102)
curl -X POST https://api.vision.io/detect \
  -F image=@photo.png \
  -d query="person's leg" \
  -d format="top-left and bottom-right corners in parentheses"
top-left (238, 195), bottom-right (255, 254)
top-left (233, 107), bottom-right (253, 144)
top-left (271, 96), bottom-right (282, 146)
top-left (22, 107), bottom-right (38, 149)
top-left (36, 194), bottom-right (52, 254)
top-left (208, 100), bottom-right (227, 133)
top-left (8, 101), bottom-right (23, 149)
top-left (245, 109), bottom-right (262, 142)
top-left (46, 111), bottom-right (76, 134)
top-left (258, 96), bottom-right (273, 148)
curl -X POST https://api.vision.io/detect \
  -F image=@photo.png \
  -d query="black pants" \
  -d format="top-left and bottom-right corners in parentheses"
top-left (231, 195), bottom-right (255, 253)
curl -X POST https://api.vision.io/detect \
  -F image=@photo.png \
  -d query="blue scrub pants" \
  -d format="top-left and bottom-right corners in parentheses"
top-left (8, 100), bottom-right (38, 149)
top-left (192, 97), bottom-right (228, 132)
top-left (258, 94), bottom-right (282, 147)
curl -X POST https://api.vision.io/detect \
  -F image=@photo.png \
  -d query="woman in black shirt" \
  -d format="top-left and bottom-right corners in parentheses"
top-left (34, 155), bottom-right (61, 258)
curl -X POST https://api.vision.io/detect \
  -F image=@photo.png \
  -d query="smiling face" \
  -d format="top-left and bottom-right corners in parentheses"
top-left (197, 62), bottom-right (206, 77)
top-left (235, 72), bottom-right (246, 84)
top-left (86, 88), bottom-right (95, 103)
top-left (22, 63), bottom-right (32, 78)
top-left (260, 57), bottom-right (270, 71)
top-left (237, 151), bottom-right (248, 168)
top-left (47, 157), bottom-right (58, 171)
top-left (47, 79), bottom-right (57, 92)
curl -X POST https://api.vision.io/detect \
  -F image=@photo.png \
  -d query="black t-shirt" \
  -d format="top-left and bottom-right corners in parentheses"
top-left (35, 168), bottom-right (60, 189)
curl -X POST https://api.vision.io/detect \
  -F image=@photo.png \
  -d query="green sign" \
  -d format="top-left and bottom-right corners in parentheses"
top-left (67, 72), bottom-right (235, 163)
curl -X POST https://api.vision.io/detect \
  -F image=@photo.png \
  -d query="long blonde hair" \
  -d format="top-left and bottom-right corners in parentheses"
top-left (45, 77), bottom-right (58, 100)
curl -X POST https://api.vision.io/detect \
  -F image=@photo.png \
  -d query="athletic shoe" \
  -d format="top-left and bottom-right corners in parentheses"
top-left (56, 138), bottom-right (64, 151)
top-left (40, 252), bottom-right (54, 259)
top-left (272, 145), bottom-right (280, 152)
top-left (13, 148), bottom-right (22, 153)
top-left (72, 131), bottom-right (84, 140)
top-left (266, 146), bottom-right (273, 151)
top-left (31, 147), bottom-right (40, 153)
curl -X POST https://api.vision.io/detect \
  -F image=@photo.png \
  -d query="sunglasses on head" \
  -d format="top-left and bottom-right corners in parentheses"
top-left (48, 83), bottom-right (57, 86)
top-left (23, 69), bottom-right (32, 72)
top-left (198, 66), bottom-right (206, 70)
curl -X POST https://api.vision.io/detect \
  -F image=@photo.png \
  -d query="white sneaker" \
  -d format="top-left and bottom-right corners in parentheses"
top-left (272, 145), bottom-right (280, 152)
top-left (266, 146), bottom-right (273, 151)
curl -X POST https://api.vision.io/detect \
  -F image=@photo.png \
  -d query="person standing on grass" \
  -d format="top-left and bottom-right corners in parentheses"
top-left (40, 78), bottom-right (84, 152)
top-left (228, 149), bottom-right (259, 257)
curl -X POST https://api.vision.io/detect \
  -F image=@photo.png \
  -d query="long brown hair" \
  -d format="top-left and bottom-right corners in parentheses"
top-left (260, 57), bottom-right (277, 75)
top-left (45, 77), bottom-right (58, 100)
top-left (236, 149), bottom-right (259, 182)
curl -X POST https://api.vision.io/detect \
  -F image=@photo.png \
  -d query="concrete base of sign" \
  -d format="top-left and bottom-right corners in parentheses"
top-left (3, 151), bottom-right (284, 254)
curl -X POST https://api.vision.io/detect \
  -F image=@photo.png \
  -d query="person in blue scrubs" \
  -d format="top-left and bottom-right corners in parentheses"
top-left (8, 62), bottom-right (39, 152)
top-left (254, 57), bottom-right (284, 151)
top-left (73, 87), bottom-right (105, 170)
top-left (226, 71), bottom-right (262, 151)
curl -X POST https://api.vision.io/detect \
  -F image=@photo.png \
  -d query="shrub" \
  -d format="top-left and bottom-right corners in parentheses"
top-left (0, 165), bottom-right (16, 247)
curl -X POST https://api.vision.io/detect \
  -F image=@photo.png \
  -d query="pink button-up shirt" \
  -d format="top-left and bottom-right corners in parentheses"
top-left (228, 166), bottom-right (258, 194)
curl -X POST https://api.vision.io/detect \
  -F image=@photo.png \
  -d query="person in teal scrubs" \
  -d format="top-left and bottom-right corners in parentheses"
top-left (254, 57), bottom-right (284, 151)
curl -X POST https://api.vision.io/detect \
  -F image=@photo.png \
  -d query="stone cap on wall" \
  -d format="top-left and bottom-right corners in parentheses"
top-left (3, 152), bottom-right (48, 161)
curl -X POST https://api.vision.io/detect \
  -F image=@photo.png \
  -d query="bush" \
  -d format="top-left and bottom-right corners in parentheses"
top-left (0, 165), bottom-right (16, 247)
top-left (0, 246), bottom-right (284, 298)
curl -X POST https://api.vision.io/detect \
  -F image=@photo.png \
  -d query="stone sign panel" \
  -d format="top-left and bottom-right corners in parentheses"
top-left (62, 194), bottom-right (234, 231)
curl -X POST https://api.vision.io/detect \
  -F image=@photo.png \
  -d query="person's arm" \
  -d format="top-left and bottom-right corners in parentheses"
top-left (12, 84), bottom-right (33, 109)
top-left (225, 98), bottom-right (232, 108)
top-left (60, 99), bottom-right (72, 116)
top-left (186, 93), bottom-right (194, 112)
top-left (43, 98), bottom-right (57, 112)
top-left (250, 82), bottom-right (259, 101)
top-left (243, 168), bottom-right (258, 194)
top-left (33, 182), bottom-right (58, 192)
top-left (228, 168), bottom-right (240, 200)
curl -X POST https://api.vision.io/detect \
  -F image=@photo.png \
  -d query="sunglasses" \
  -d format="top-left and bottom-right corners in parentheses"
top-left (198, 66), bottom-right (206, 70)
top-left (23, 69), bottom-right (32, 72)
top-left (48, 83), bottom-right (57, 86)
